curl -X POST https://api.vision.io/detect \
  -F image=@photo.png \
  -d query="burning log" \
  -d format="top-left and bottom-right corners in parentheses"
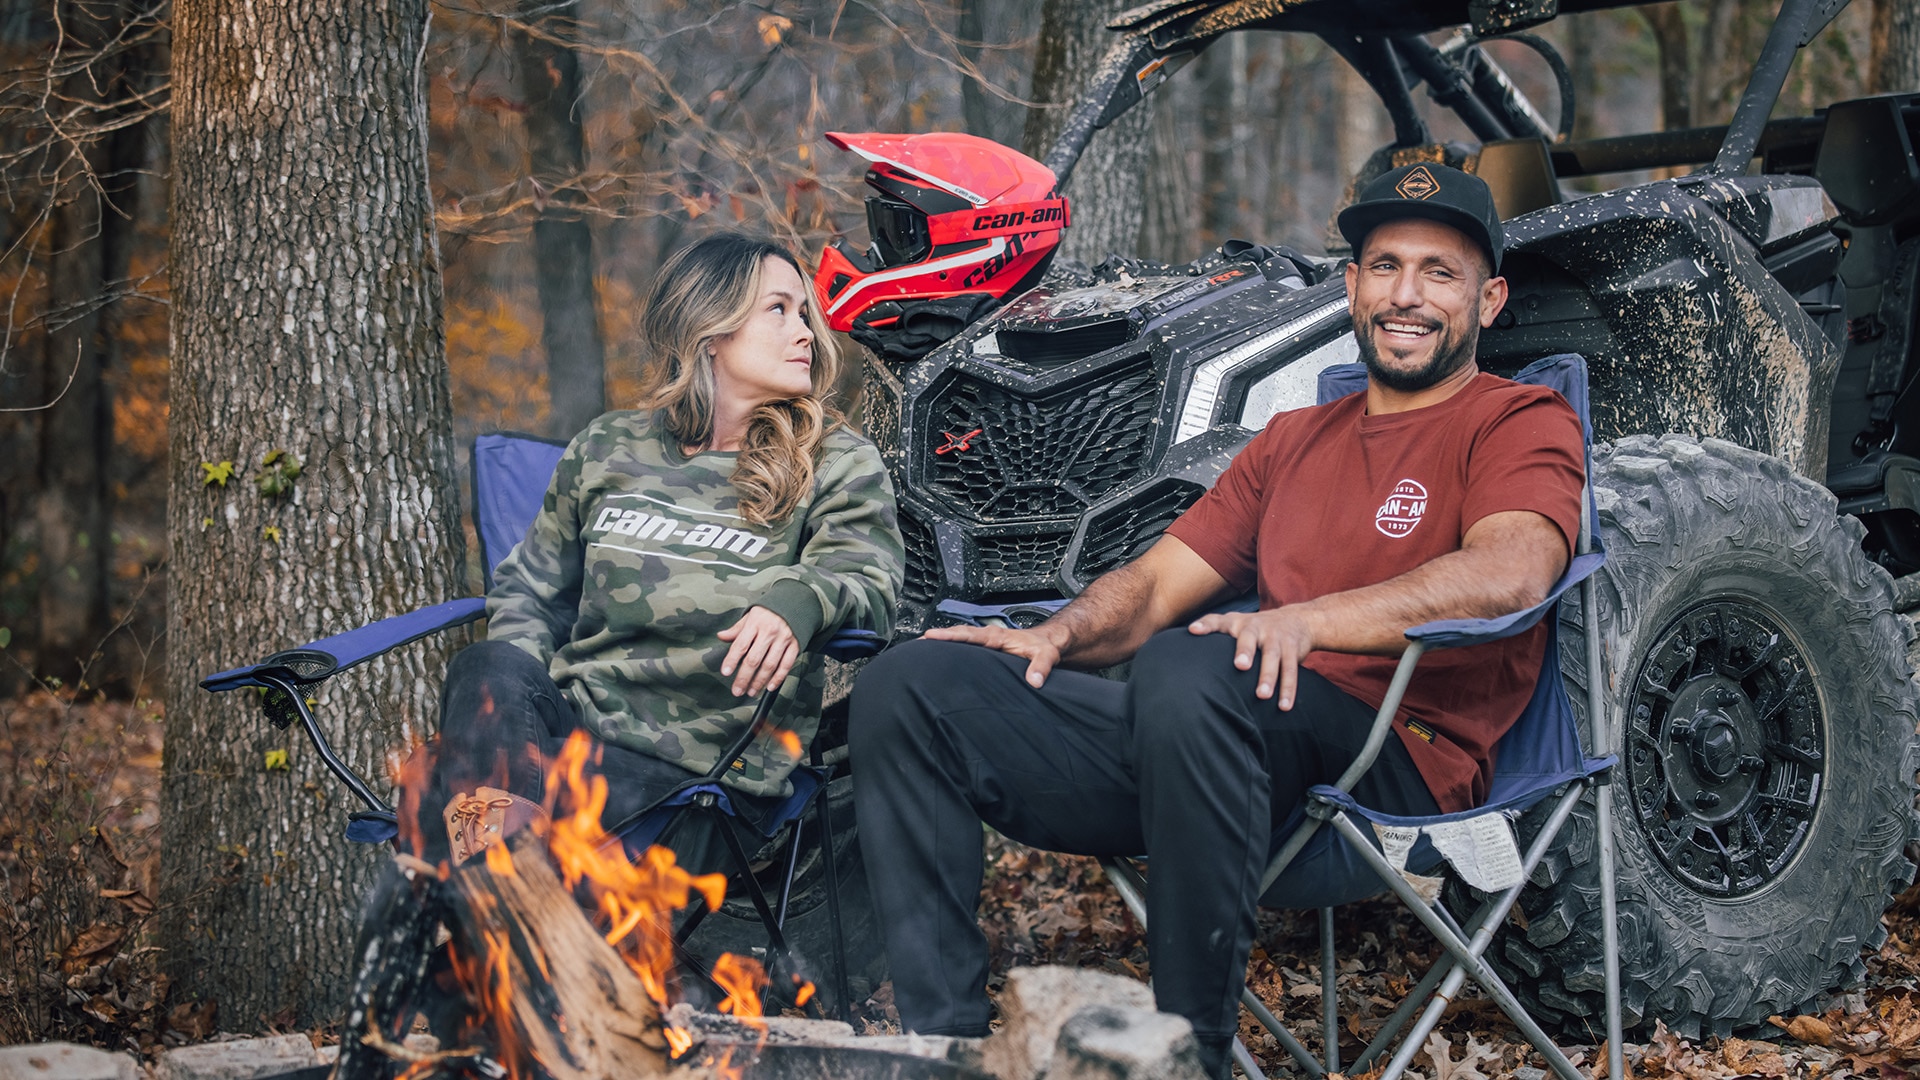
top-left (335, 734), bottom-right (760, 1080)
top-left (438, 832), bottom-right (671, 1080)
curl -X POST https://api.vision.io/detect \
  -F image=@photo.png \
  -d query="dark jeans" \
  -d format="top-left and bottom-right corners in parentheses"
top-left (412, 639), bottom-right (777, 874)
top-left (848, 631), bottom-right (1439, 1068)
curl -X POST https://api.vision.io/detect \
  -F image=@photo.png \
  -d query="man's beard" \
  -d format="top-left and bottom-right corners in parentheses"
top-left (1354, 307), bottom-right (1481, 392)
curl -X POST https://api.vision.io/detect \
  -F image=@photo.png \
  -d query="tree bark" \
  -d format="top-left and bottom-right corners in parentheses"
top-left (513, 0), bottom-right (606, 440)
top-left (161, 0), bottom-right (468, 1030)
top-left (958, 0), bottom-right (1036, 149)
top-left (1637, 4), bottom-right (1692, 130)
top-left (1022, 0), bottom-right (1155, 266)
top-left (1873, 0), bottom-right (1920, 93)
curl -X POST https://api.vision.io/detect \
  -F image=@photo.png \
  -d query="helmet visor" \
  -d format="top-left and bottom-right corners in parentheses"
top-left (866, 195), bottom-right (932, 268)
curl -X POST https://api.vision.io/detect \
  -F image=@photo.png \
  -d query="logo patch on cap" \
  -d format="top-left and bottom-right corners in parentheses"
top-left (1394, 165), bottom-right (1440, 201)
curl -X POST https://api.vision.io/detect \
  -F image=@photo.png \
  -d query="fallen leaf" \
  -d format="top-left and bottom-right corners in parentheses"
top-left (167, 998), bottom-right (218, 1041)
top-left (1771, 1013), bottom-right (1835, 1046)
top-left (100, 888), bottom-right (156, 916)
top-left (62, 923), bottom-right (125, 966)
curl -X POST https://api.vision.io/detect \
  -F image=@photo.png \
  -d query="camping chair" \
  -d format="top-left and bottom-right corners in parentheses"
top-left (199, 430), bottom-right (881, 1020)
top-left (1099, 353), bottom-right (1624, 1080)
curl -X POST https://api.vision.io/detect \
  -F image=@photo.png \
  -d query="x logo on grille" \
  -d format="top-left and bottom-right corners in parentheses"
top-left (935, 428), bottom-right (983, 455)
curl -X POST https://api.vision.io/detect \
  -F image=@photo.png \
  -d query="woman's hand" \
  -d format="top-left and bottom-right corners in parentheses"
top-left (717, 606), bottom-right (800, 697)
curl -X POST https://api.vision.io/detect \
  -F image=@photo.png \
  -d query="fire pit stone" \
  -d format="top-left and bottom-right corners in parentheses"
top-left (673, 966), bottom-right (1204, 1080)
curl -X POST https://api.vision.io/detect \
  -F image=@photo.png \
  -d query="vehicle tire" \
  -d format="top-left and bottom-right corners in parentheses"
top-left (1454, 434), bottom-right (1920, 1039)
top-left (681, 769), bottom-right (887, 1016)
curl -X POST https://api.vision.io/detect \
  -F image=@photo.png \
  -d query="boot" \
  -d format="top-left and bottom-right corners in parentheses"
top-left (443, 786), bottom-right (547, 864)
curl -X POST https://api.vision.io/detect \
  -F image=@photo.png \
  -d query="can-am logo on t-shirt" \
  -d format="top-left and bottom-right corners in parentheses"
top-left (1375, 479), bottom-right (1429, 538)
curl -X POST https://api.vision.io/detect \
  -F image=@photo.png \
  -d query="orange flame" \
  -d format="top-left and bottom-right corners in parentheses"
top-left (420, 728), bottom-right (787, 1074)
top-left (773, 727), bottom-right (802, 761)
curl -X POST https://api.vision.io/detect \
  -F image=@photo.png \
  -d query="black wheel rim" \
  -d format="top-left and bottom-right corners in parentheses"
top-left (1624, 599), bottom-right (1825, 899)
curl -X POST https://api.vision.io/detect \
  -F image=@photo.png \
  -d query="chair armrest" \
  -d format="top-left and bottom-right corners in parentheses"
top-left (823, 628), bottom-right (886, 662)
top-left (200, 597), bottom-right (488, 692)
top-left (1403, 551), bottom-right (1604, 649)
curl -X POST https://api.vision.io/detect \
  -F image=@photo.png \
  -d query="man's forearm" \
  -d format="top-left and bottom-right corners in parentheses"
top-left (1295, 511), bottom-right (1564, 655)
top-left (1039, 559), bottom-right (1163, 669)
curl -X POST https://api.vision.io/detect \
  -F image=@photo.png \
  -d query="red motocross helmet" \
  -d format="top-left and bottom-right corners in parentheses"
top-left (814, 131), bottom-right (1070, 332)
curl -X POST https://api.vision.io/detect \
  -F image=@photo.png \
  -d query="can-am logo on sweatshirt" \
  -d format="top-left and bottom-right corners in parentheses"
top-left (1374, 479), bottom-right (1428, 538)
top-left (588, 495), bottom-right (771, 571)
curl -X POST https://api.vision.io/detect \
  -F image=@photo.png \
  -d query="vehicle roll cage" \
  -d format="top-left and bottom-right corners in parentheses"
top-left (1042, 0), bottom-right (1852, 190)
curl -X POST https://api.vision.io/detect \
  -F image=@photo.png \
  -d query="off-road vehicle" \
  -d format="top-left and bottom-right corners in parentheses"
top-left (820, 0), bottom-right (1920, 1039)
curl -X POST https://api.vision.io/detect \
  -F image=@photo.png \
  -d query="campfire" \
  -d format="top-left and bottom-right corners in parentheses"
top-left (333, 731), bottom-right (792, 1080)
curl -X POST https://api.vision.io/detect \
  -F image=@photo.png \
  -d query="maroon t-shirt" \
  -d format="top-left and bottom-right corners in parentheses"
top-left (1165, 372), bottom-right (1584, 812)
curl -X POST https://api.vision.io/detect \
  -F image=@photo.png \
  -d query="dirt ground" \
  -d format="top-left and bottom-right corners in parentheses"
top-left (8, 687), bottom-right (1920, 1078)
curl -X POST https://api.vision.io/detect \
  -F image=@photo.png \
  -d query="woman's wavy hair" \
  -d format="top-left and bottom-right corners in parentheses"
top-left (637, 232), bottom-right (843, 526)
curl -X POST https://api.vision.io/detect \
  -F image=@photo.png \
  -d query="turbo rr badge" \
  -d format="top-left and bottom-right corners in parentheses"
top-left (1374, 479), bottom-right (1428, 538)
top-left (1395, 165), bottom-right (1440, 201)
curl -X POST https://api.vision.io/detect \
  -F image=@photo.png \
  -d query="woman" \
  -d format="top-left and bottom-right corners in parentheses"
top-left (417, 231), bottom-right (903, 870)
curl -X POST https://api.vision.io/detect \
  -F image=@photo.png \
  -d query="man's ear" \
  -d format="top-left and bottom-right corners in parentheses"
top-left (1478, 274), bottom-right (1510, 329)
top-left (1343, 258), bottom-right (1358, 296)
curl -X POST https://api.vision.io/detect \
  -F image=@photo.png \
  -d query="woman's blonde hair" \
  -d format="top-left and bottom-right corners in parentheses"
top-left (637, 232), bottom-right (843, 526)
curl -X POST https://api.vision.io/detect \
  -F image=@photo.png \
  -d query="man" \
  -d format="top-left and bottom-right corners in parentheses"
top-left (849, 164), bottom-right (1585, 1078)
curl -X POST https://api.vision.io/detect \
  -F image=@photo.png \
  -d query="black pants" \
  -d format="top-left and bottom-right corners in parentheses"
top-left (849, 630), bottom-right (1439, 1065)
top-left (413, 639), bottom-right (776, 874)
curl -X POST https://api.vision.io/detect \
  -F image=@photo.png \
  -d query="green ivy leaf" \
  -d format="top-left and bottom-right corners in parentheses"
top-left (200, 461), bottom-right (234, 487)
top-left (0, 627), bottom-right (11, 649)
top-left (254, 450), bottom-right (302, 498)
top-left (264, 749), bottom-right (289, 771)
top-left (262, 525), bottom-right (282, 544)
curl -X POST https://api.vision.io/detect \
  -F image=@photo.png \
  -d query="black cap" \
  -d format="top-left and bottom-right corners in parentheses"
top-left (1336, 163), bottom-right (1504, 275)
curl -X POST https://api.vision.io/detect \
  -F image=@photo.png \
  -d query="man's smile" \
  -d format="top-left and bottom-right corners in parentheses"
top-left (1373, 316), bottom-right (1440, 345)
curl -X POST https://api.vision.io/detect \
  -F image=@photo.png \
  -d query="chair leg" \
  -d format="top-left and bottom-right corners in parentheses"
top-left (813, 779), bottom-right (852, 1025)
top-left (1229, 1038), bottom-right (1271, 1080)
top-left (1326, 812), bottom-right (1584, 1080)
top-left (1597, 781), bottom-right (1626, 1080)
top-left (1320, 908), bottom-right (1338, 1075)
top-left (1241, 987), bottom-right (1325, 1077)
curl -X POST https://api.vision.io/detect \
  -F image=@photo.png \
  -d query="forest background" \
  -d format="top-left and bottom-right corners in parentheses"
top-left (1, 0), bottom-right (1917, 1062)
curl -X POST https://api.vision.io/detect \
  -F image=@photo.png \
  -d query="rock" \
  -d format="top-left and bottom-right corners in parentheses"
top-left (977, 966), bottom-right (1157, 1080)
top-left (0, 1043), bottom-right (139, 1080)
top-left (155, 1034), bottom-right (317, 1080)
top-left (1048, 1005), bottom-right (1206, 1080)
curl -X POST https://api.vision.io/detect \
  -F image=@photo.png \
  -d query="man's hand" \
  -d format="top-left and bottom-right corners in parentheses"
top-left (1186, 607), bottom-right (1316, 709)
top-left (718, 606), bottom-right (799, 697)
top-left (922, 623), bottom-right (1064, 688)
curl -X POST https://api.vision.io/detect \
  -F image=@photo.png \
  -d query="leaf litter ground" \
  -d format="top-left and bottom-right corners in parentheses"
top-left (12, 691), bottom-right (1920, 1078)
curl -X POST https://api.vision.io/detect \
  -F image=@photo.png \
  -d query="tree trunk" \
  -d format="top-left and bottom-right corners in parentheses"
top-left (1137, 91), bottom-right (1198, 263)
top-left (161, 0), bottom-right (468, 1030)
top-left (1873, 0), bottom-right (1920, 93)
top-left (958, 0), bottom-right (1037, 149)
top-left (513, 0), bottom-right (607, 440)
top-left (33, 0), bottom-right (147, 687)
top-left (1637, 4), bottom-right (1692, 130)
top-left (1197, 35), bottom-right (1251, 250)
top-left (1022, 0), bottom-right (1155, 266)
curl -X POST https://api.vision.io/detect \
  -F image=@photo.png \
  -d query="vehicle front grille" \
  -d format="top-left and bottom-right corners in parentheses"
top-left (925, 357), bottom-right (1162, 520)
top-left (976, 529), bottom-right (1074, 592)
top-left (1065, 478), bottom-right (1207, 591)
top-left (900, 509), bottom-right (940, 604)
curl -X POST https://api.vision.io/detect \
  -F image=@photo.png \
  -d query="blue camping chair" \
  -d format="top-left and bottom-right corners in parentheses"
top-left (1100, 354), bottom-right (1625, 1080)
top-left (200, 430), bottom-right (882, 1019)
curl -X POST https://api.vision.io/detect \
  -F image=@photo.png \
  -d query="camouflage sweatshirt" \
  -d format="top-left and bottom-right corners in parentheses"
top-left (485, 411), bottom-right (903, 796)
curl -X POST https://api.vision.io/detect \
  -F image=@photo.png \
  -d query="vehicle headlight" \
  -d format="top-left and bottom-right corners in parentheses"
top-left (1172, 299), bottom-right (1349, 443)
